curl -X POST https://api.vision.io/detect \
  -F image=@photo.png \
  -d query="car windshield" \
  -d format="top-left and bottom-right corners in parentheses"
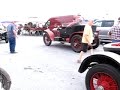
top-left (44, 20), bottom-right (50, 28)
top-left (94, 20), bottom-right (114, 27)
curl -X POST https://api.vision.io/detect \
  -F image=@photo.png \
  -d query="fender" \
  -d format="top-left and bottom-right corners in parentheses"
top-left (78, 51), bottom-right (120, 73)
top-left (44, 29), bottom-right (55, 41)
top-left (0, 67), bottom-right (11, 90)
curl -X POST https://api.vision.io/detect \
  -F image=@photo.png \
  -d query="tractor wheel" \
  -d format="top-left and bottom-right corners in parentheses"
top-left (71, 35), bottom-right (82, 53)
top-left (43, 33), bottom-right (52, 46)
top-left (86, 64), bottom-right (120, 90)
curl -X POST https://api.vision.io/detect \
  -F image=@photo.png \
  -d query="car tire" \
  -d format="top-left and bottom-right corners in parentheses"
top-left (39, 31), bottom-right (43, 36)
top-left (5, 38), bottom-right (8, 43)
top-left (92, 38), bottom-right (100, 49)
top-left (0, 68), bottom-right (11, 90)
top-left (71, 35), bottom-right (82, 53)
top-left (43, 33), bottom-right (52, 46)
top-left (35, 31), bottom-right (40, 36)
top-left (86, 64), bottom-right (120, 90)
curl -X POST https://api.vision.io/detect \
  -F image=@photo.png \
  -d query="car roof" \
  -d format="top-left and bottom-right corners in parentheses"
top-left (95, 20), bottom-right (114, 22)
top-left (48, 15), bottom-right (75, 24)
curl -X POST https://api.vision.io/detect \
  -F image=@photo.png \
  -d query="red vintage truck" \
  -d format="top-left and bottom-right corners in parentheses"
top-left (42, 15), bottom-right (100, 52)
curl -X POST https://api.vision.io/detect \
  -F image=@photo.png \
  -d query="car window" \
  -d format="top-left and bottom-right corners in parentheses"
top-left (94, 21), bottom-right (102, 27)
top-left (94, 20), bottom-right (114, 27)
top-left (44, 21), bottom-right (50, 28)
top-left (102, 21), bottom-right (114, 27)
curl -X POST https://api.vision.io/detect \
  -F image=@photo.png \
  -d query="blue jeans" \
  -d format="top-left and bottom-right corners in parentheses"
top-left (8, 37), bottom-right (16, 53)
top-left (112, 39), bottom-right (120, 43)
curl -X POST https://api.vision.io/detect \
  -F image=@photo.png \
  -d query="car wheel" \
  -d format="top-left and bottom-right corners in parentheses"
top-left (0, 68), bottom-right (11, 90)
top-left (43, 33), bottom-right (52, 46)
top-left (39, 31), bottom-right (43, 36)
top-left (17, 30), bottom-right (21, 35)
top-left (86, 64), bottom-right (120, 90)
top-left (5, 38), bottom-right (8, 43)
top-left (92, 38), bottom-right (100, 49)
top-left (71, 35), bottom-right (82, 53)
top-left (35, 31), bottom-right (40, 36)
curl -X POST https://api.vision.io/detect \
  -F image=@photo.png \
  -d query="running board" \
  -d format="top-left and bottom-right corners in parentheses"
top-left (54, 37), bottom-right (64, 41)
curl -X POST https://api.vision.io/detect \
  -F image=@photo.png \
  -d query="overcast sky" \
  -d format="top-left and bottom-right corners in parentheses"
top-left (0, 0), bottom-right (120, 21)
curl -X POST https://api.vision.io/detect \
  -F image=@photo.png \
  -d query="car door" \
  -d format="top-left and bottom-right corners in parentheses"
top-left (95, 20), bottom-right (114, 42)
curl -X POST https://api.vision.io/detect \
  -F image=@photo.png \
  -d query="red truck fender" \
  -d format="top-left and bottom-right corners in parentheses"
top-left (44, 29), bottom-right (55, 41)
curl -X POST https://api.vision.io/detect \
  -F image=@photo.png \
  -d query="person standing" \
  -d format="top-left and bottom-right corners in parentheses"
top-left (7, 22), bottom-right (18, 53)
top-left (77, 20), bottom-right (94, 63)
top-left (108, 17), bottom-right (120, 42)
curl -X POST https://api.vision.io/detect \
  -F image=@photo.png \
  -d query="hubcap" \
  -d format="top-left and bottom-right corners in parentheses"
top-left (73, 43), bottom-right (78, 46)
top-left (45, 36), bottom-right (50, 43)
top-left (90, 73), bottom-right (118, 90)
top-left (96, 86), bottom-right (104, 90)
top-left (73, 38), bottom-right (81, 49)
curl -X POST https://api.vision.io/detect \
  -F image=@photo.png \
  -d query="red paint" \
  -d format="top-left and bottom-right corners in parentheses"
top-left (112, 43), bottom-right (120, 46)
top-left (44, 29), bottom-right (54, 41)
top-left (66, 38), bottom-right (70, 42)
top-left (90, 72), bottom-right (118, 90)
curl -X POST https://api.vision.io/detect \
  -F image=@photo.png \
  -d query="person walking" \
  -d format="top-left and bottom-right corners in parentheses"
top-left (108, 17), bottom-right (120, 42)
top-left (7, 22), bottom-right (18, 53)
top-left (77, 20), bottom-right (94, 63)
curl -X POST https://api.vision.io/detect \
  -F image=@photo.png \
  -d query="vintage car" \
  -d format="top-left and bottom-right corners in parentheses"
top-left (42, 15), bottom-right (100, 52)
top-left (78, 42), bottom-right (120, 90)
top-left (23, 22), bottom-right (46, 35)
top-left (43, 23), bottom-right (100, 52)
top-left (0, 25), bottom-right (8, 43)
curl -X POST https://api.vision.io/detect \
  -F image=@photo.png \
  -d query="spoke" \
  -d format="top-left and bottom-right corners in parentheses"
top-left (91, 72), bottom-right (118, 90)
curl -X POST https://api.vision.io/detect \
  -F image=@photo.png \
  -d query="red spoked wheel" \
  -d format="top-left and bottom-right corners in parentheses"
top-left (90, 73), bottom-right (118, 90)
top-left (86, 64), bottom-right (120, 90)
top-left (71, 35), bottom-right (82, 53)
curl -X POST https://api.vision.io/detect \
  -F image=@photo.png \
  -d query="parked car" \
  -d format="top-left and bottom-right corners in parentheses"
top-left (78, 42), bottom-right (120, 90)
top-left (43, 15), bottom-right (100, 52)
top-left (0, 24), bottom-right (8, 43)
top-left (94, 20), bottom-right (114, 43)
